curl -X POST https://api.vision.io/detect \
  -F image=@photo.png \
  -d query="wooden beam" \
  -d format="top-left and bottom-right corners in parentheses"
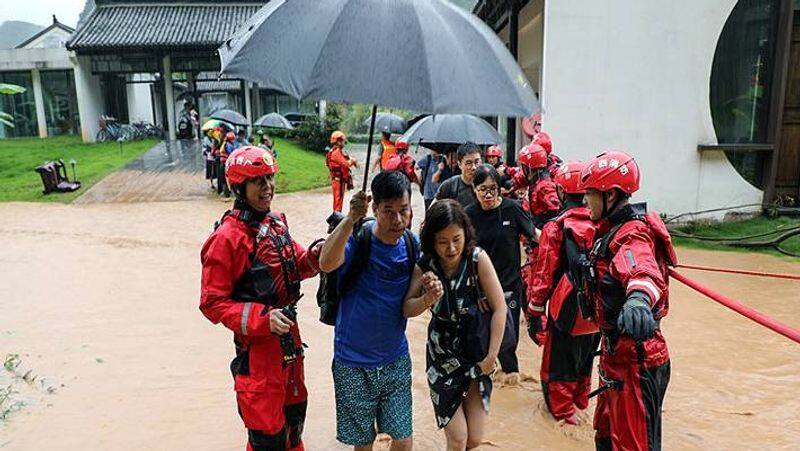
top-left (764, 0), bottom-right (795, 206)
top-left (697, 143), bottom-right (774, 153)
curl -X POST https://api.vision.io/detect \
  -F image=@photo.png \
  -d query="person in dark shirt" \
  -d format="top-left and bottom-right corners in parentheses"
top-left (434, 142), bottom-right (482, 208)
top-left (465, 164), bottom-right (537, 383)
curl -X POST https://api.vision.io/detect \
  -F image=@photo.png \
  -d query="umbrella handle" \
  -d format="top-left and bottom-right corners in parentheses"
top-left (362, 105), bottom-right (378, 191)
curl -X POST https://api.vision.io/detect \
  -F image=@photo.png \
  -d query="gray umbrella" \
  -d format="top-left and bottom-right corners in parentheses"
top-left (255, 113), bottom-right (294, 130)
top-left (363, 112), bottom-right (407, 134)
top-left (399, 114), bottom-right (501, 147)
top-left (210, 109), bottom-right (248, 126)
top-left (219, 0), bottom-right (539, 189)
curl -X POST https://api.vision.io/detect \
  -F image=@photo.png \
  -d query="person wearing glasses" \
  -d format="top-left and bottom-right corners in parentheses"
top-left (434, 142), bottom-right (483, 209)
top-left (465, 164), bottom-right (537, 384)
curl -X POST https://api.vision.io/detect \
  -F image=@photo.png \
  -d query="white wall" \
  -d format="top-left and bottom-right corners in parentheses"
top-left (21, 28), bottom-right (72, 49)
top-left (126, 74), bottom-right (154, 123)
top-left (541, 0), bottom-right (762, 216)
top-left (72, 54), bottom-right (104, 142)
top-left (0, 48), bottom-right (72, 71)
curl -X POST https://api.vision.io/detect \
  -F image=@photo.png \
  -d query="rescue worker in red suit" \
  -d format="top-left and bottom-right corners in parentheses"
top-left (200, 146), bottom-right (324, 451)
top-left (506, 143), bottom-right (562, 228)
top-left (580, 151), bottom-right (676, 451)
top-left (531, 132), bottom-right (563, 178)
top-left (384, 140), bottom-right (418, 226)
top-left (485, 145), bottom-right (517, 193)
top-left (525, 161), bottom-right (601, 425)
top-left (325, 131), bottom-right (357, 213)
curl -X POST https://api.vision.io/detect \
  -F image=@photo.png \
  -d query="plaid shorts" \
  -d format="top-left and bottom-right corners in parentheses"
top-left (332, 353), bottom-right (413, 446)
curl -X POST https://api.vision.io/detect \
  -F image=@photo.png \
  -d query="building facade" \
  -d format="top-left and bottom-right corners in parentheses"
top-left (475, 0), bottom-right (799, 215)
top-left (66, 0), bottom-right (319, 143)
top-left (0, 16), bottom-right (78, 138)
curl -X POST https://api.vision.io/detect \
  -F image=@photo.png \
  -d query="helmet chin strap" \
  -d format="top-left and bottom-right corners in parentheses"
top-left (601, 191), bottom-right (621, 219)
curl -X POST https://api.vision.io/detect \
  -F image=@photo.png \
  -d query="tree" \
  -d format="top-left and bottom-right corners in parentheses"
top-left (0, 83), bottom-right (26, 128)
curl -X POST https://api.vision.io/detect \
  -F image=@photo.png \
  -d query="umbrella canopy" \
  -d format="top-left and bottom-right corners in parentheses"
top-left (219, 0), bottom-right (539, 117)
top-left (209, 109), bottom-right (248, 126)
top-left (201, 119), bottom-right (233, 132)
top-left (254, 113), bottom-right (294, 130)
top-left (399, 114), bottom-right (502, 147)
top-left (364, 112), bottom-right (407, 134)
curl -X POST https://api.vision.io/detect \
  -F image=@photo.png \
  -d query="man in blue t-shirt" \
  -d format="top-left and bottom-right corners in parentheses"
top-left (319, 171), bottom-right (418, 450)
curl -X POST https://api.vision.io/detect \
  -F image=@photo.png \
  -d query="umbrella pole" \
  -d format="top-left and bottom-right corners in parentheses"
top-left (362, 104), bottom-right (378, 191)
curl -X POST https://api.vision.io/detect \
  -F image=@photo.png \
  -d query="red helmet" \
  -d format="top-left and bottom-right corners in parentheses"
top-left (395, 140), bottom-right (410, 151)
top-left (521, 112), bottom-right (541, 137)
top-left (580, 151), bottom-right (640, 194)
top-left (553, 161), bottom-right (586, 194)
top-left (225, 146), bottom-right (279, 186)
top-left (486, 145), bottom-right (502, 158)
top-left (225, 131), bottom-right (236, 142)
top-left (517, 143), bottom-right (548, 170)
top-left (330, 130), bottom-right (346, 144)
top-left (532, 132), bottom-right (552, 155)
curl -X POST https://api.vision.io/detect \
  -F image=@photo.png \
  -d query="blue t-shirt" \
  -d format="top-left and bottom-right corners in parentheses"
top-left (416, 154), bottom-right (440, 200)
top-left (334, 222), bottom-right (419, 368)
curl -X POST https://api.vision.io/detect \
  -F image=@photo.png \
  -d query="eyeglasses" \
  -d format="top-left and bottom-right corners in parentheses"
top-left (476, 185), bottom-right (498, 195)
top-left (461, 158), bottom-right (482, 168)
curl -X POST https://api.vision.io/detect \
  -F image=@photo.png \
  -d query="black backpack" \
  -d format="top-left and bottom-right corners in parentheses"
top-left (317, 219), bottom-right (418, 326)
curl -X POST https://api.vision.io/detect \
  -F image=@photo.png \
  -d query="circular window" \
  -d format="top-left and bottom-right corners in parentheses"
top-left (709, 0), bottom-right (781, 189)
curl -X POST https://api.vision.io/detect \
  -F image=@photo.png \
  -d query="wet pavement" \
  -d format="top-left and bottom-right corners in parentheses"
top-left (74, 140), bottom-right (213, 204)
top-left (122, 140), bottom-right (206, 173)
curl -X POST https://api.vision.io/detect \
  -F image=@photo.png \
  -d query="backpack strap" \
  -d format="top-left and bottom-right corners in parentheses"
top-left (468, 247), bottom-right (484, 301)
top-left (339, 220), bottom-right (374, 293)
top-left (402, 229), bottom-right (418, 275)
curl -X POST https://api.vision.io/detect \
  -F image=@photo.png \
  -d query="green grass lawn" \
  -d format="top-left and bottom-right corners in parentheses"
top-left (673, 216), bottom-right (800, 260)
top-left (272, 137), bottom-right (329, 193)
top-left (0, 136), bottom-right (328, 203)
top-left (0, 136), bottom-right (157, 203)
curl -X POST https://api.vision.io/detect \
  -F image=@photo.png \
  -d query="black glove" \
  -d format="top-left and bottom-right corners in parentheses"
top-left (526, 313), bottom-right (547, 346)
top-left (617, 291), bottom-right (656, 341)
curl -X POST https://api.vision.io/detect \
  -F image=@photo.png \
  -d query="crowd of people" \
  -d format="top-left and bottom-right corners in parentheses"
top-left (203, 123), bottom-right (277, 197)
top-left (199, 122), bottom-right (676, 451)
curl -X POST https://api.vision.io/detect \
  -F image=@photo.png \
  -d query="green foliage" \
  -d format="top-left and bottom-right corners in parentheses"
top-left (291, 104), bottom-right (343, 154)
top-left (0, 84), bottom-right (25, 95)
top-left (673, 216), bottom-right (800, 260)
top-left (0, 136), bottom-right (157, 203)
top-left (0, 83), bottom-right (26, 128)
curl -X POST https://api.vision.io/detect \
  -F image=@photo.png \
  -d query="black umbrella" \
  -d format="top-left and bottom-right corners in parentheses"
top-left (254, 113), bottom-right (294, 130)
top-left (210, 109), bottom-right (248, 127)
top-left (399, 114), bottom-right (502, 147)
top-left (220, 0), bottom-right (539, 190)
top-left (363, 112), bottom-right (407, 134)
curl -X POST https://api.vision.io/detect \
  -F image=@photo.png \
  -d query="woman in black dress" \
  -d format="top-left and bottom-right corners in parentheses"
top-left (404, 200), bottom-right (507, 450)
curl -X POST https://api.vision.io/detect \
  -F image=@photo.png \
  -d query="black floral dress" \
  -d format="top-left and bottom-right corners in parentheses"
top-left (422, 249), bottom-right (493, 428)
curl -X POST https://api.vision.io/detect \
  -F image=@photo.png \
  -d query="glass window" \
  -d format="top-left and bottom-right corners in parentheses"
top-left (710, 0), bottom-right (780, 189)
top-left (0, 71), bottom-right (38, 138)
top-left (41, 70), bottom-right (80, 136)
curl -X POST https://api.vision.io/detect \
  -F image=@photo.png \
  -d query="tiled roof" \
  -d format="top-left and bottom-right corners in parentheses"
top-left (67, 2), bottom-right (265, 51)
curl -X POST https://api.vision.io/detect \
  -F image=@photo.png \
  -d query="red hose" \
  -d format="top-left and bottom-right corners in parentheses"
top-left (675, 263), bottom-right (800, 281)
top-left (669, 269), bottom-right (800, 345)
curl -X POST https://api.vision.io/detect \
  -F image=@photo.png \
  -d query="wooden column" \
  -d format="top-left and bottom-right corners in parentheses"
top-left (763, 0), bottom-right (795, 206)
top-left (506, 0), bottom-right (519, 164)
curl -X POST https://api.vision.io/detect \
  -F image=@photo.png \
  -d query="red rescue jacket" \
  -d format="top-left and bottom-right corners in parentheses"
top-left (200, 207), bottom-right (320, 345)
top-left (590, 203), bottom-right (676, 336)
top-left (522, 177), bottom-right (562, 228)
top-left (384, 153), bottom-right (418, 184)
top-left (527, 205), bottom-right (600, 335)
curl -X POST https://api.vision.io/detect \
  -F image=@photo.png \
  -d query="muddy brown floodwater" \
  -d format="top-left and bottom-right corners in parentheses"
top-left (0, 189), bottom-right (798, 450)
